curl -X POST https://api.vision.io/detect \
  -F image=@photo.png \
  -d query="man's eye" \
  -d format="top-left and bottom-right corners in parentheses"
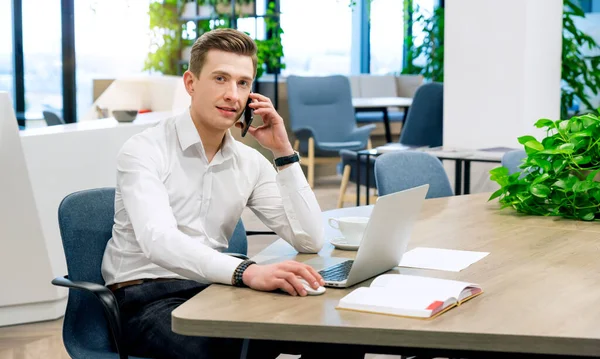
top-left (216, 76), bottom-right (225, 82)
top-left (240, 80), bottom-right (248, 86)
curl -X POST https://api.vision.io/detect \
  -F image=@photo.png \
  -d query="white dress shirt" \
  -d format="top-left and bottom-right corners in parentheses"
top-left (101, 109), bottom-right (325, 286)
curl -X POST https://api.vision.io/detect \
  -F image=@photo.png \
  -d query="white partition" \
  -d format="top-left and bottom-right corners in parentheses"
top-left (443, 0), bottom-right (563, 193)
top-left (0, 92), bottom-right (170, 326)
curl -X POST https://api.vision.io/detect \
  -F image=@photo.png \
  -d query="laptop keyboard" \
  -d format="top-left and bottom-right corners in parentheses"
top-left (318, 260), bottom-right (354, 282)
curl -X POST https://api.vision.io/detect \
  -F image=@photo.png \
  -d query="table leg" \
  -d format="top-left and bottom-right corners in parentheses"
top-left (365, 153), bottom-right (371, 205)
top-left (356, 152), bottom-right (361, 206)
top-left (463, 160), bottom-right (471, 195)
top-left (454, 160), bottom-right (463, 195)
top-left (383, 109), bottom-right (392, 144)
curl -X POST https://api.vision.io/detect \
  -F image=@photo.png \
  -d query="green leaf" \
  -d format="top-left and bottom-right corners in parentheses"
top-left (573, 155), bottom-right (592, 165)
top-left (586, 169), bottom-right (600, 181)
top-left (532, 173), bottom-right (551, 185)
top-left (534, 119), bottom-right (555, 129)
top-left (524, 140), bottom-right (544, 152)
top-left (553, 179), bottom-right (567, 189)
top-left (488, 188), bottom-right (503, 201)
top-left (518, 135), bottom-right (537, 145)
top-left (489, 166), bottom-right (509, 176)
top-left (558, 143), bottom-right (575, 151)
top-left (553, 159), bottom-right (567, 173)
top-left (581, 212), bottom-right (595, 221)
top-left (530, 184), bottom-right (551, 198)
top-left (530, 158), bottom-right (551, 173)
top-left (570, 129), bottom-right (593, 138)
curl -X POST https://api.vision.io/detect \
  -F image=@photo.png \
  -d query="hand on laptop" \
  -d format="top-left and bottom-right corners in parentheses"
top-left (242, 260), bottom-right (325, 296)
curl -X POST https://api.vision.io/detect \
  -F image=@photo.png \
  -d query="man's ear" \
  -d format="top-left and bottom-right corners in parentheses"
top-left (183, 70), bottom-right (195, 95)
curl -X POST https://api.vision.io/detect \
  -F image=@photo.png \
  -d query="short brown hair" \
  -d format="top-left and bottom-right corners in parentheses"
top-left (189, 28), bottom-right (258, 78)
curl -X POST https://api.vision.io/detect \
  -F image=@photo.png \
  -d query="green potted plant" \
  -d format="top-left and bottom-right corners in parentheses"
top-left (488, 110), bottom-right (600, 221)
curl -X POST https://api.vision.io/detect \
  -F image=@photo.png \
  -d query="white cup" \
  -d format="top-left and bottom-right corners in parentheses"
top-left (328, 216), bottom-right (369, 245)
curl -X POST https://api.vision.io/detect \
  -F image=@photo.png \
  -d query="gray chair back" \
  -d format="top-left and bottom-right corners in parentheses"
top-left (374, 151), bottom-right (453, 198)
top-left (43, 111), bottom-right (65, 126)
top-left (287, 75), bottom-right (358, 150)
top-left (399, 82), bottom-right (444, 147)
top-left (502, 149), bottom-right (527, 175)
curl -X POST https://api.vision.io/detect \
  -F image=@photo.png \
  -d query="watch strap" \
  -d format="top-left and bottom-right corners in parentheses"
top-left (274, 151), bottom-right (300, 167)
top-left (231, 259), bottom-right (256, 287)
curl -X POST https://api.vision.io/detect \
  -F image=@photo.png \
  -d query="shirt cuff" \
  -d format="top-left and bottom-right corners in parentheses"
top-left (205, 252), bottom-right (245, 285)
top-left (275, 162), bottom-right (308, 190)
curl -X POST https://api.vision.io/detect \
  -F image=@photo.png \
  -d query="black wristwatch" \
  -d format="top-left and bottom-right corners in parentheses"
top-left (231, 259), bottom-right (256, 287)
top-left (273, 151), bottom-right (300, 167)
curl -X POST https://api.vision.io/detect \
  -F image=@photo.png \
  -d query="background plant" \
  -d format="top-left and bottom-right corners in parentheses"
top-left (402, 4), bottom-right (444, 82)
top-left (144, 0), bottom-right (184, 75)
top-left (561, 0), bottom-right (600, 119)
top-left (489, 111), bottom-right (600, 221)
top-left (144, 0), bottom-right (284, 79)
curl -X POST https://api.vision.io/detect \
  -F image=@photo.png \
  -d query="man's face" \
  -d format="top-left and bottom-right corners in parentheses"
top-left (184, 49), bottom-right (254, 132)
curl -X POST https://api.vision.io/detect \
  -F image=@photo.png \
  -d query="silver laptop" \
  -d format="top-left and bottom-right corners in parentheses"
top-left (316, 184), bottom-right (429, 288)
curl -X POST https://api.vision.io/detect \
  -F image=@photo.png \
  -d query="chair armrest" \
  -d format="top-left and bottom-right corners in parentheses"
top-left (52, 276), bottom-right (128, 359)
top-left (347, 124), bottom-right (377, 144)
top-left (293, 127), bottom-right (317, 142)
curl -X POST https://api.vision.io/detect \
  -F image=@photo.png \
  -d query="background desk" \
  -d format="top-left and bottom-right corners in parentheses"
top-left (352, 97), bottom-right (413, 143)
top-left (173, 193), bottom-right (600, 358)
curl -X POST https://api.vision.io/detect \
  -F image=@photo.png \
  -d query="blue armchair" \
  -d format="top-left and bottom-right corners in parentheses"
top-left (51, 188), bottom-right (269, 358)
top-left (287, 75), bottom-right (376, 187)
top-left (374, 151), bottom-right (453, 198)
top-left (337, 82), bottom-right (444, 207)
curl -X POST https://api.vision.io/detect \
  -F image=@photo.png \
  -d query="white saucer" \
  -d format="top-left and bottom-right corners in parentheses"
top-left (330, 237), bottom-right (360, 251)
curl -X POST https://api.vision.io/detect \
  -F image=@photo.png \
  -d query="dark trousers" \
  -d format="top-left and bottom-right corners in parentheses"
top-left (114, 279), bottom-right (365, 359)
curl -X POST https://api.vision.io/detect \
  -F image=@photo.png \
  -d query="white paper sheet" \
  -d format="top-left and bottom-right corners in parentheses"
top-left (399, 247), bottom-right (489, 272)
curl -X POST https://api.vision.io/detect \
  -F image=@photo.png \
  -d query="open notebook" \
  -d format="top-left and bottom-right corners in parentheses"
top-left (336, 274), bottom-right (482, 319)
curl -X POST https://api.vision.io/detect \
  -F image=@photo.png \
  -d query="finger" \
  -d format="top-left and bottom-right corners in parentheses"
top-left (305, 265), bottom-right (325, 286)
top-left (296, 267), bottom-right (320, 289)
top-left (249, 101), bottom-right (273, 109)
top-left (275, 278), bottom-right (297, 296)
top-left (249, 92), bottom-right (273, 104)
top-left (282, 272), bottom-right (307, 296)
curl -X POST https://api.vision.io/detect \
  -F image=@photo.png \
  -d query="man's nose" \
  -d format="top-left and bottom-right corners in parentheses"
top-left (223, 83), bottom-right (239, 102)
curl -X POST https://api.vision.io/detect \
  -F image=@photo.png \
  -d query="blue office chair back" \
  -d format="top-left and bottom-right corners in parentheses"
top-left (502, 149), bottom-right (527, 175)
top-left (287, 75), bottom-right (358, 150)
top-left (399, 82), bottom-right (444, 147)
top-left (374, 151), bottom-right (454, 198)
top-left (57, 188), bottom-right (247, 358)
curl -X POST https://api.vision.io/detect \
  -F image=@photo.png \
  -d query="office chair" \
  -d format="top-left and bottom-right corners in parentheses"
top-left (51, 187), bottom-right (272, 359)
top-left (287, 75), bottom-right (376, 188)
top-left (337, 82), bottom-right (444, 207)
top-left (42, 111), bottom-right (65, 126)
top-left (502, 149), bottom-right (527, 175)
top-left (374, 151), bottom-right (454, 199)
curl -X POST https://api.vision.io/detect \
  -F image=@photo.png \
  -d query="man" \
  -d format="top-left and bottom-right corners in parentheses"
top-left (101, 28), bottom-right (363, 358)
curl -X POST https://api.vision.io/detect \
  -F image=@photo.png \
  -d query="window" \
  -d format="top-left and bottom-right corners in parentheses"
top-left (22, 0), bottom-right (63, 118)
top-left (280, 0), bottom-right (353, 76)
top-left (0, 0), bottom-right (13, 100)
top-left (369, 0), bottom-right (404, 74)
top-left (75, 0), bottom-right (151, 120)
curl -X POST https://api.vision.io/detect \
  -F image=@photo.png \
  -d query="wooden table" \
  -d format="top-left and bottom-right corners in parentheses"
top-left (352, 97), bottom-right (413, 143)
top-left (172, 193), bottom-right (600, 358)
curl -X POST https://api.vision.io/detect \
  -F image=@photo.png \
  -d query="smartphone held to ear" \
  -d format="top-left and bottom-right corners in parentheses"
top-left (241, 97), bottom-right (253, 137)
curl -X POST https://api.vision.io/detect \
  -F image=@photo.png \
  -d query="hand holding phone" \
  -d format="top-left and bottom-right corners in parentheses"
top-left (241, 97), bottom-right (254, 137)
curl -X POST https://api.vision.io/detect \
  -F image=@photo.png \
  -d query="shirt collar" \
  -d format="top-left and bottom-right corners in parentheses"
top-left (175, 108), bottom-right (238, 161)
top-left (175, 109), bottom-right (201, 152)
